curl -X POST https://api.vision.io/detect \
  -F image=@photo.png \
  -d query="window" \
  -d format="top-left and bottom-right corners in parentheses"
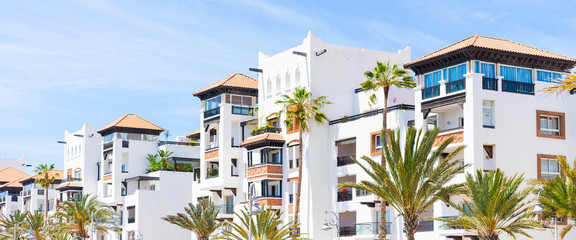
top-left (74, 169), bottom-right (81, 179)
top-left (537, 70), bottom-right (564, 83)
top-left (127, 206), bottom-right (136, 223)
top-left (482, 100), bottom-right (495, 128)
top-left (294, 69), bottom-right (301, 88)
top-left (443, 63), bottom-right (467, 82)
top-left (483, 145), bottom-right (494, 160)
top-left (427, 115), bottom-right (438, 129)
top-left (500, 65), bottom-right (533, 83)
top-left (276, 75), bottom-right (282, 95)
top-left (536, 110), bottom-right (565, 139)
top-left (475, 61), bottom-right (496, 78)
top-left (287, 117), bottom-right (300, 134)
top-left (226, 94), bottom-right (253, 106)
top-left (285, 72), bottom-right (291, 91)
top-left (266, 77), bottom-right (272, 98)
top-left (424, 70), bottom-right (442, 87)
top-left (205, 95), bottom-right (222, 111)
top-left (538, 154), bottom-right (561, 179)
top-left (288, 144), bottom-right (299, 169)
top-left (267, 118), bottom-right (280, 128)
top-left (209, 129), bottom-right (217, 144)
top-left (370, 131), bottom-right (388, 156)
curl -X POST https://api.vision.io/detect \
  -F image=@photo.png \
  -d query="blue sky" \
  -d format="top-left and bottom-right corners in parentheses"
top-left (1, 0), bottom-right (575, 171)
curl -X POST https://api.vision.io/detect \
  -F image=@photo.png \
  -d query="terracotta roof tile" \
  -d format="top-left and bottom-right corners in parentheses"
top-left (406, 35), bottom-right (576, 67)
top-left (0, 167), bottom-right (29, 183)
top-left (55, 182), bottom-right (83, 191)
top-left (98, 114), bottom-right (164, 133)
top-left (240, 133), bottom-right (285, 146)
top-left (186, 129), bottom-right (201, 138)
top-left (193, 73), bottom-right (258, 97)
top-left (433, 131), bottom-right (464, 147)
top-left (0, 177), bottom-right (28, 189)
top-left (20, 170), bottom-right (64, 183)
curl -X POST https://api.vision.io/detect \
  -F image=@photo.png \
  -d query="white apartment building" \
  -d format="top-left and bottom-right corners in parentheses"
top-left (0, 156), bottom-right (27, 172)
top-left (404, 35), bottom-right (576, 240)
top-left (19, 170), bottom-right (64, 214)
top-left (0, 167), bottom-right (30, 216)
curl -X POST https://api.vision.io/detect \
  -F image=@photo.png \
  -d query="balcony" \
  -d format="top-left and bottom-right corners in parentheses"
top-left (337, 188), bottom-right (353, 202)
top-left (206, 168), bottom-right (219, 179)
top-left (437, 216), bottom-right (465, 230)
top-left (62, 178), bottom-right (82, 183)
top-left (204, 107), bottom-right (220, 118)
top-left (482, 77), bottom-right (498, 91)
top-left (501, 80), bottom-right (534, 95)
top-left (338, 222), bottom-right (392, 237)
top-left (421, 85), bottom-right (440, 99)
top-left (158, 141), bottom-right (199, 147)
top-left (446, 79), bottom-right (466, 94)
top-left (416, 219), bottom-right (434, 232)
top-left (231, 105), bottom-right (254, 115)
top-left (103, 141), bottom-right (113, 150)
top-left (336, 155), bottom-right (355, 167)
top-left (215, 204), bottom-right (234, 215)
top-left (250, 126), bottom-right (281, 136)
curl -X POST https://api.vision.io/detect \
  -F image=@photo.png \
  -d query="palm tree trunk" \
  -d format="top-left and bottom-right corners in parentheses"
top-left (45, 186), bottom-right (49, 219)
top-left (378, 88), bottom-right (389, 239)
top-left (292, 129), bottom-right (304, 239)
top-left (404, 218), bottom-right (418, 240)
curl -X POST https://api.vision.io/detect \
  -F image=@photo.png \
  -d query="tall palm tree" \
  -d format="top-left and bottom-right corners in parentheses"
top-left (532, 156), bottom-right (576, 238)
top-left (339, 127), bottom-right (465, 240)
top-left (542, 73), bottom-right (576, 95)
top-left (55, 194), bottom-right (114, 239)
top-left (35, 163), bottom-right (59, 219)
top-left (217, 208), bottom-right (304, 240)
top-left (162, 198), bottom-right (222, 240)
top-left (275, 87), bottom-right (331, 236)
top-left (360, 60), bottom-right (415, 239)
top-left (0, 210), bottom-right (27, 240)
top-left (436, 169), bottom-right (541, 240)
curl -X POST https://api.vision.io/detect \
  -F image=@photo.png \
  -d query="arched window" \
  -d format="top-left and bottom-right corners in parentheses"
top-left (276, 75), bottom-right (282, 95)
top-left (74, 168), bottom-right (81, 179)
top-left (285, 72), bottom-right (291, 91)
top-left (295, 68), bottom-right (301, 88)
top-left (266, 77), bottom-right (272, 98)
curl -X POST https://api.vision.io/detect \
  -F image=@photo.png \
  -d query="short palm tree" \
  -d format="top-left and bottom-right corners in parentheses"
top-left (543, 73), bottom-right (576, 95)
top-left (435, 169), bottom-right (541, 240)
top-left (55, 194), bottom-right (114, 239)
top-left (26, 210), bottom-right (49, 239)
top-left (360, 60), bottom-right (415, 239)
top-left (0, 210), bottom-right (27, 240)
top-left (275, 86), bottom-right (331, 235)
top-left (217, 208), bottom-right (304, 240)
top-left (35, 163), bottom-right (59, 219)
top-left (532, 156), bottom-right (576, 238)
top-left (339, 127), bottom-right (465, 240)
top-left (162, 198), bottom-right (222, 240)
top-left (146, 149), bottom-right (175, 172)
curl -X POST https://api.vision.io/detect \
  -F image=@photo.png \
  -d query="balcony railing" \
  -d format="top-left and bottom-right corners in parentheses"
top-left (251, 126), bottom-right (281, 136)
top-left (337, 155), bottom-right (355, 166)
top-left (354, 222), bottom-right (391, 236)
top-left (62, 178), bottom-right (83, 183)
top-left (337, 189), bottom-right (353, 202)
top-left (482, 77), bottom-right (498, 91)
top-left (437, 216), bottom-right (465, 230)
top-left (502, 80), bottom-right (534, 95)
top-left (204, 107), bottom-right (220, 118)
top-left (446, 79), bottom-right (466, 94)
top-left (158, 141), bottom-right (199, 147)
top-left (416, 219), bottom-right (434, 232)
top-left (215, 205), bottom-right (234, 214)
top-left (422, 85), bottom-right (440, 99)
top-left (103, 142), bottom-right (113, 150)
top-left (232, 105), bottom-right (254, 115)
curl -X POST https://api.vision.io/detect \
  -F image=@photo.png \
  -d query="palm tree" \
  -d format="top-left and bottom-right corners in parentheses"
top-left (146, 150), bottom-right (175, 172)
top-left (275, 87), bottom-right (331, 235)
top-left (26, 210), bottom-right (49, 239)
top-left (532, 156), bottom-right (576, 238)
top-left (0, 210), bottom-right (27, 240)
top-left (217, 208), bottom-right (304, 240)
top-left (435, 169), bottom-right (541, 240)
top-left (360, 60), bottom-right (415, 239)
top-left (339, 127), bottom-right (465, 240)
top-left (162, 198), bottom-right (222, 240)
top-left (35, 163), bottom-right (59, 219)
top-left (55, 194), bottom-right (114, 239)
top-left (542, 73), bottom-right (576, 95)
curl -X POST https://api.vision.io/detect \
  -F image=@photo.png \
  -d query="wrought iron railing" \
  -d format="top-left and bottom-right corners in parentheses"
top-left (446, 79), bottom-right (466, 94)
top-left (482, 77), bottom-right (498, 91)
top-left (422, 85), bottom-right (440, 99)
top-left (158, 141), bottom-right (199, 147)
top-left (251, 126), bottom-right (281, 136)
top-left (329, 104), bottom-right (415, 125)
top-left (204, 107), bottom-right (220, 118)
top-left (231, 105), bottom-right (254, 115)
top-left (502, 80), bottom-right (534, 95)
top-left (354, 222), bottom-right (391, 236)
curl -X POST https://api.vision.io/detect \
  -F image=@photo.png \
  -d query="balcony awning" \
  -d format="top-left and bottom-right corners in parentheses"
top-left (240, 133), bottom-right (285, 150)
top-left (55, 182), bottom-right (83, 191)
top-left (335, 137), bottom-right (356, 146)
top-left (124, 176), bottom-right (160, 182)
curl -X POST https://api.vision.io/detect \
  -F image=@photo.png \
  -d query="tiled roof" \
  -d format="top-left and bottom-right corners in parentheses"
top-left (433, 131), bottom-right (464, 147)
top-left (186, 129), bottom-right (201, 138)
top-left (98, 114), bottom-right (164, 133)
top-left (20, 170), bottom-right (64, 183)
top-left (406, 35), bottom-right (576, 66)
top-left (240, 133), bottom-right (285, 146)
top-left (193, 73), bottom-right (258, 97)
top-left (55, 182), bottom-right (83, 191)
top-left (0, 177), bottom-right (27, 189)
top-left (0, 167), bottom-right (29, 183)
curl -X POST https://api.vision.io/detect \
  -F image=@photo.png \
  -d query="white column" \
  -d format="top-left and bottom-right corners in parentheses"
top-left (439, 80), bottom-right (447, 96)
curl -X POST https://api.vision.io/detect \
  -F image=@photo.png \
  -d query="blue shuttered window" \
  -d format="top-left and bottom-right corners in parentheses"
top-left (500, 65), bottom-right (532, 83)
top-left (475, 61), bottom-right (495, 78)
top-left (424, 71), bottom-right (442, 88)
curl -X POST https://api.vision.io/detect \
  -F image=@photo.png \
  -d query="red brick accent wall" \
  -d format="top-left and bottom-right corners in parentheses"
top-left (205, 149), bottom-right (219, 159)
top-left (258, 198), bottom-right (282, 206)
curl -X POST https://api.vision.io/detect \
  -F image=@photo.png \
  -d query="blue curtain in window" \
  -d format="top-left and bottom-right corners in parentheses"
top-left (552, 73), bottom-right (563, 82)
top-left (517, 68), bottom-right (532, 83)
top-left (500, 66), bottom-right (516, 81)
top-left (456, 64), bottom-right (467, 80)
top-left (475, 62), bottom-right (495, 78)
top-left (447, 66), bottom-right (457, 82)
top-left (537, 70), bottom-right (552, 82)
top-left (424, 71), bottom-right (442, 87)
